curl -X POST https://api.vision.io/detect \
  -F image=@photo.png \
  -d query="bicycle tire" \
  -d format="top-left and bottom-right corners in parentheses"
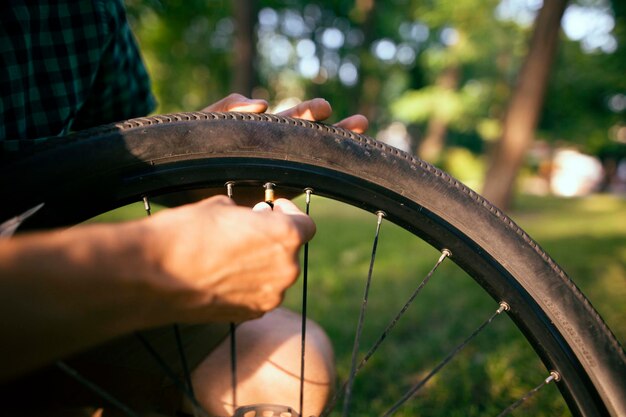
top-left (1, 111), bottom-right (624, 417)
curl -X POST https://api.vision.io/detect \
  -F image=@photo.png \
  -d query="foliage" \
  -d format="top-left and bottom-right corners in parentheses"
top-left (390, 0), bottom-right (519, 143)
top-left (541, 0), bottom-right (626, 160)
top-left (125, 0), bottom-right (235, 112)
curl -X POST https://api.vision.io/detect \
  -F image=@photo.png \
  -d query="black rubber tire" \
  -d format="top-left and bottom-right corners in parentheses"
top-left (1, 112), bottom-right (624, 416)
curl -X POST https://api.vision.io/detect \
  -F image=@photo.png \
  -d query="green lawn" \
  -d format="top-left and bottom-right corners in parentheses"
top-left (92, 193), bottom-right (625, 416)
top-left (282, 193), bottom-right (625, 417)
top-left (511, 194), bottom-right (626, 345)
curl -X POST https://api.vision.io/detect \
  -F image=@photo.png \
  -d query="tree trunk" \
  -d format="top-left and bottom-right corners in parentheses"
top-left (232, 0), bottom-right (257, 96)
top-left (482, 0), bottom-right (568, 210)
top-left (418, 66), bottom-right (460, 163)
top-left (354, 0), bottom-right (381, 122)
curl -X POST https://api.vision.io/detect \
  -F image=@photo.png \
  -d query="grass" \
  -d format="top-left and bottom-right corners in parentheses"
top-left (92, 193), bottom-right (625, 416)
top-left (510, 194), bottom-right (626, 345)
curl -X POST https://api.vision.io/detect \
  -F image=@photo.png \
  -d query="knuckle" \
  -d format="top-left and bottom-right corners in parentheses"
top-left (260, 294), bottom-right (282, 312)
top-left (200, 194), bottom-right (234, 210)
top-left (211, 194), bottom-right (231, 204)
top-left (273, 259), bottom-right (300, 287)
top-left (225, 92), bottom-right (245, 101)
top-left (278, 220), bottom-right (304, 246)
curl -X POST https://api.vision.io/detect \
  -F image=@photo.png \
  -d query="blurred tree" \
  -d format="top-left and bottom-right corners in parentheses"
top-left (125, 0), bottom-right (435, 128)
top-left (541, 0), bottom-right (626, 169)
top-left (482, 0), bottom-right (568, 209)
top-left (125, 0), bottom-right (236, 112)
top-left (390, 0), bottom-right (523, 162)
top-left (232, 0), bottom-right (258, 96)
top-left (254, 1), bottom-right (421, 125)
top-left (391, 0), bottom-right (622, 207)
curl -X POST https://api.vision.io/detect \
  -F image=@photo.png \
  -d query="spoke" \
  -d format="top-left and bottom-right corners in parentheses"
top-left (134, 332), bottom-right (209, 417)
top-left (299, 188), bottom-right (313, 417)
top-left (381, 302), bottom-right (510, 417)
top-left (342, 211), bottom-right (385, 417)
top-left (230, 322), bottom-right (238, 411)
top-left (174, 323), bottom-right (198, 415)
top-left (320, 249), bottom-right (451, 417)
top-left (496, 371), bottom-right (561, 417)
top-left (357, 249), bottom-right (450, 373)
top-left (143, 195), bottom-right (204, 416)
top-left (56, 361), bottom-right (139, 417)
top-left (225, 182), bottom-right (238, 412)
top-left (58, 196), bottom-right (207, 417)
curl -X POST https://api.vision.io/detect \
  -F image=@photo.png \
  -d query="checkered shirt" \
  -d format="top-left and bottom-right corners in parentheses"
top-left (0, 0), bottom-right (156, 151)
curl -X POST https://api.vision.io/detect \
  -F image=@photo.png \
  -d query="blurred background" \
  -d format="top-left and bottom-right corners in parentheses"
top-left (125, 0), bottom-right (625, 211)
top-left (117, 1), bottom-right (624, 415)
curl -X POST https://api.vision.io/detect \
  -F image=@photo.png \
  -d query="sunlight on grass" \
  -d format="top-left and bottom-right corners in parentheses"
top-left (510, 194), bottom-right (626, 344)
top-left (284, 196), bottom-right (575, 417)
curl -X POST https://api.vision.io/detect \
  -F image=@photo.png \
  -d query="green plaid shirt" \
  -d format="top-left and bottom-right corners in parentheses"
top-left (1, 0), bottom-right (156, 149)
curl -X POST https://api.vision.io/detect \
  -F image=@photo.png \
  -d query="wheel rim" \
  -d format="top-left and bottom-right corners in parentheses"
top-left (17, 156), bottom-right (607, 416)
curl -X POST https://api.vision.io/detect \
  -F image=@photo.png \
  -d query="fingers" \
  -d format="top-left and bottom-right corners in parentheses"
top-left (278, 98), bottom-right (368, 134)
top-left (272, 198), bottom-right (316, 243)
top-left (201, 93), bottom-right (268, 113)
top-left (202, 94), bottom-right (369, 134)
top-left (277, 98), bottom-right (332, 122)
top-left (252, 198), bottom-right (316, 243)
top-left (335, 114), bottom-right (369, 134)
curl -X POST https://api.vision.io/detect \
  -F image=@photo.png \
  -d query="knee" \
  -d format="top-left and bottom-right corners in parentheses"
top-left (188, 308), bottom-right (334, 416)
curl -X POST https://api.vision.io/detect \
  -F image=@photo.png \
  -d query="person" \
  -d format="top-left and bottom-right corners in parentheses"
top-left (0, 1), bottom-right (368, 416)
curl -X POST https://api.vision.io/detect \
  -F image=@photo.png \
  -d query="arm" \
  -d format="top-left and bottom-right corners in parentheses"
top-left (0, 196), bottom-right (314, 381)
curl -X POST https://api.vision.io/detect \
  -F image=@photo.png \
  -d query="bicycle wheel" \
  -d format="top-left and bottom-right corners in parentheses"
top-left (1, 111), bottom-right (624, 417)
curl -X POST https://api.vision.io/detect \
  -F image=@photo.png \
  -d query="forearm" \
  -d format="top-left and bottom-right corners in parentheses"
top-left (0, 221), bottom-right (161, 381)
top-left (0, 196), bottom-right (316, 382)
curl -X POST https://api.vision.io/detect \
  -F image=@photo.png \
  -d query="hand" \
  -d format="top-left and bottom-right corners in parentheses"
top-left (0, 196), bottom-right (314, 378)
top-left (201, 93), bottom-right (369, 133)
top-left (144, 196), bottom-right (315, 323)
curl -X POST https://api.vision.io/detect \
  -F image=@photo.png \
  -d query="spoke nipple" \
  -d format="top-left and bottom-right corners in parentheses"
top-left (436, 249), bottom-right (452, 264)
top-left (225, 181), bottom-right (235, 198)
top-left (142, 195), bottom-right (151, 213)
top-left (497, 301), bottom-right (510, 313)
top-left (304, 188), bottom-right (313, 204)
top-left (547, 371), bottom-right (561, 383)
top-left (375, 210), bottom-right (385, 225)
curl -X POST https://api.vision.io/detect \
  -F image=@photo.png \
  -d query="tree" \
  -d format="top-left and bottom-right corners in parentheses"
top-left (482, 0), bottom-right (569, 209)
top-left (418, 66), bottom-right (460, 162)
top-left (390, 0), bottom-right (517, 162)
top-left (232, 0), bottom-right (258, 96)
top-left (125, 0), bottom-right (235, 112)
